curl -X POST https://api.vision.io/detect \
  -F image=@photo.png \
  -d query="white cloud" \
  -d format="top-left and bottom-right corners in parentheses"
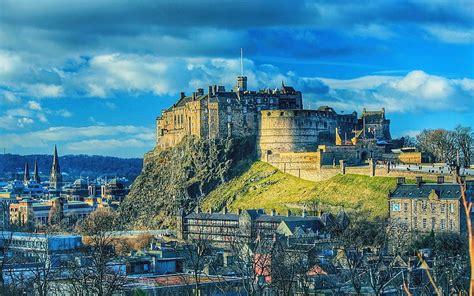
top-left (27, 100), bottom-right (42, 111)
top-left (424, 25), bottom-right (474, 44)
top-left (26, 83), bottom-right (63, 98)
top-left (314, 70), bottom-right (473, 113)
top-left (0, 124), bottom-right (154, 148)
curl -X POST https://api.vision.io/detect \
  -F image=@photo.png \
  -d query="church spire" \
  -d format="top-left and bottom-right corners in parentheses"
top-left (23, 161), bottom-right (30, 182)
top-left (33, 160), bottom-right (41, 183)
top-left (50, 145), bottom-right (62, 189)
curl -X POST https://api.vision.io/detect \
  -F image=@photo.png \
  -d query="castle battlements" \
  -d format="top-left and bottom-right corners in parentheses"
top-left (147, 76), bottom-right (392, 169)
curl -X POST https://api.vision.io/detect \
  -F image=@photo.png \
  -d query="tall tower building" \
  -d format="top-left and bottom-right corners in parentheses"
top-left (50, 145), bottom-right (63, 190)
top-left (23, 162), bottom-right (30, 183)
top-left (33, 160), bottom-right (41, 183)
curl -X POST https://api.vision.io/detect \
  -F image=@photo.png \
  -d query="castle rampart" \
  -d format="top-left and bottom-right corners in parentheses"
top-left (257, 109), bottom-right (339, 157)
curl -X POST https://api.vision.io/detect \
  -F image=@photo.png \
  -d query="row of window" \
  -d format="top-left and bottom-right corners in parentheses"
top-left (412, 217), bottom-right (455, 231)
top-left (392, 201), bottom-right (456, 214)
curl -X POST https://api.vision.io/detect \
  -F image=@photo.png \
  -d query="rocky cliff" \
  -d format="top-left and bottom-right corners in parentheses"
top-left (119, 136), bottom-right (255, 229)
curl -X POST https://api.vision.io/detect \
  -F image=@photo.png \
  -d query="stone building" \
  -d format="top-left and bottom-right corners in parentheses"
top-left (388, 176), bottom-right (473, 234)
top-left (154, 80), bottom-right (303, 152)
top-left (177, 208), bottom-right (326, 247)
top-left (9, 197), bottom-right (96, 226)
top-left (148, 76), bottom-right (392, 163)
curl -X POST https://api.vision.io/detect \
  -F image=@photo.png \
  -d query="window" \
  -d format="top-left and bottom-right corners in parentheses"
top-left (413, 217), bottom-right (417, 229)
top-left (449, 204), bottom-right (455, 213)
top-left (431, 217), bottom-right (436, 230)
top-left (441, 219), bottom-right (446, 230)
top-left (404, 203), bottom-right (408, 212)
top-left (422, 218), bottom-right (427, 229)
top-left (441, 204), bottom-right (446, 213)
top-left (422, 201), bottom-right (427, 212)
top-left (391, 202), bottom-right (401, 212)
top-left (449, 219), bottom-right (454, 230)
top-left (414, 202), bottom-right (417, 213)
top-left (431, 203), bottom-right (436, 212)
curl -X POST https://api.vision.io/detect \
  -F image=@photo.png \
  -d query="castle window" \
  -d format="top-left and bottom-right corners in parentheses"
top-left (431, 203), bottom-right (436, 212)
top-left (431, 217), bottom-right (436, 230)
top-left (449, 219), bottom-right (453, 230)
top-left (280, 112), bottom-right (284, 116)
top-left (413, 217), bottom-right (417, 229)
top-left (404, 203), bottom-right (408, 212)
top-left (441, 219), bottom-right (446, 230)
top-left (413, 201), bottom-right (417, 212)
top-left (441, 204), bottom-right (445, 213)
top-left (422, 218), bottom-right (427, 229)
top-left (449, 204), bottom-right (454, 213)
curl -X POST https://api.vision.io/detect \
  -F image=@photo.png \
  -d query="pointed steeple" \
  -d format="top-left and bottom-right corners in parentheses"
top-left (23, 162), bottom-right (30, 182)
top-left (50, 145), bottom-right (63, 189)
top-left (33, 160), bottom-right (41, 183)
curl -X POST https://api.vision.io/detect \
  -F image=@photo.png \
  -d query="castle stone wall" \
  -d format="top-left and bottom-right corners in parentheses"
top-left (257, 110), bottom-right (337, 157)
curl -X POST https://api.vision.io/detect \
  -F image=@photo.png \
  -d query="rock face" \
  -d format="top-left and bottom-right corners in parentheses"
top-left (119, 136), bottom-right (255, 229)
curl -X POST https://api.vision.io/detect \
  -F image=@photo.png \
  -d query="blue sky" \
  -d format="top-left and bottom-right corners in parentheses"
top-left (0, 0), bottom-right (473, 157)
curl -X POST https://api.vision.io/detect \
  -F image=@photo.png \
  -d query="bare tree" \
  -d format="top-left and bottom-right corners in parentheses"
top-left (453, 125), bottom-right (473, 167)
top-left (73, 207), bottom-right (126, 296)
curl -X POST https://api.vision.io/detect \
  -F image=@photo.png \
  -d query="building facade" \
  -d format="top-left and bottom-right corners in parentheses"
top-left (388, 176), bottom-right (473, 234)
top-left (148, 76), bottom-right (391, 162)
top-left (177, 208), bottom-right (326, 247)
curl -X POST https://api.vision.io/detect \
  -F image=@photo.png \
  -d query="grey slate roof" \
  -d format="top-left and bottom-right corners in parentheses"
top-left (185, 212), bottom-right (240, 221)
top-left (390, 183), bottom-right (464, 199)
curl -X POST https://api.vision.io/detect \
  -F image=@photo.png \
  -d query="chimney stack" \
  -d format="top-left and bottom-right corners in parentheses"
top-left (397, 177), bottom-right (406, 185)
top-left (437, 176), bottom-right (444, 184)
top-left (223, 207), bottom-right (228, 214)
top-left (287, 209), bottom-right (292, 217)
top-left (302, 209), bottom-right (307, 217)
top-left (238, 209), bottom-right (242, 215)
top-left (416, 176), bottom-right (423, 186)
top-left (208, 86), bottom-right (213, 96)
top-left (180, 92), bottom-right (185, 99)
top-left (271, 209), bottom-right (276, 216)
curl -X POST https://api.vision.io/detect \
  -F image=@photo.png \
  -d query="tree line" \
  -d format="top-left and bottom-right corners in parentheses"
top-left (404, 125), bottom-right (473, 166)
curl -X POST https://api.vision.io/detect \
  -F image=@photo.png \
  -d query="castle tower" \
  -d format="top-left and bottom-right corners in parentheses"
top-left (50, 145), bottom-right (63, 189)
top-left (23, 162), bottom-right (30, 183)
top-left (33, 160), bottom-right (41, 183)
top-left (235, 76), bottom-right (247, 92)
top-left (234, 48), bottom-right (247, 92)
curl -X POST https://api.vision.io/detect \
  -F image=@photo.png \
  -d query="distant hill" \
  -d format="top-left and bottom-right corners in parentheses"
top-left (0, 154), bottom-right (143, 182)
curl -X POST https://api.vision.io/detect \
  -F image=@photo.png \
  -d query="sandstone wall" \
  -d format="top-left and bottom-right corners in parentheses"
top-left (257, 110), bottom-right (337, 157)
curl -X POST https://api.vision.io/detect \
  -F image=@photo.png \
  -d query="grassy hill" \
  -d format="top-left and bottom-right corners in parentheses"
top-left (201, 161), bottom-right (401, 218)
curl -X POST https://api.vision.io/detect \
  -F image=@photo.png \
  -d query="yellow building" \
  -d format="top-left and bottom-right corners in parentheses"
top-left (388, 176), bottom-right (470, 234)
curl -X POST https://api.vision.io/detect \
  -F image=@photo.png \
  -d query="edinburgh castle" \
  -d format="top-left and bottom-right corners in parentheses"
top-left (146, 75), bottom-right (392, 174)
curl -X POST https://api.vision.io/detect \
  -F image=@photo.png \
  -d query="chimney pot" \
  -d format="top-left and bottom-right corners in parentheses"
top-left (437, 176), bottom-right (444, 184)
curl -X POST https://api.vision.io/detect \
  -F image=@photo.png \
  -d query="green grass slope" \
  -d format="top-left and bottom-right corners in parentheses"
top-left (201, 161), bottom-right (400, 218)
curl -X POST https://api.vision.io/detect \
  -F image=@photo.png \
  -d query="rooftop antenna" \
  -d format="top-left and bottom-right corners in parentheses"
top-left (240, 48), bottom-right (244, 77)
